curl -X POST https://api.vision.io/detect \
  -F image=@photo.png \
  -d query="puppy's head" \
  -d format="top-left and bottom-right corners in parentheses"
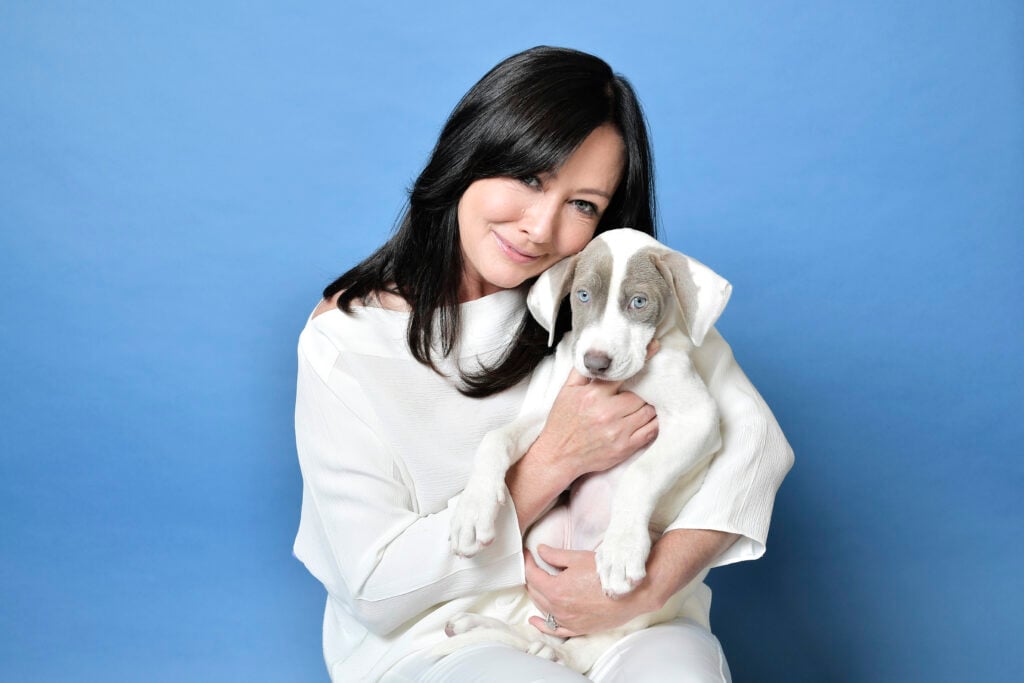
top-left (528, 228), bottom-right (732, 381)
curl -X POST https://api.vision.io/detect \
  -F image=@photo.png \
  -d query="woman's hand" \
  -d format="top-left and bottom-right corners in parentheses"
top-left (505, 340), bottom-right (660, 531)
top-left (524, 544), bottom-right (654, 636)
top-left (525, 530), bottom-right (740, 637)
top-left (532, 368), bottom-right (658, 482)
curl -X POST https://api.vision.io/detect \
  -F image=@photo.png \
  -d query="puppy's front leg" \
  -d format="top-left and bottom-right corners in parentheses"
top-left (593, 464), bottom-right (658, 597)
top-left (449, 415), bottom-right (545, 557)
top-left (596, 383), bottom-right (720, 596)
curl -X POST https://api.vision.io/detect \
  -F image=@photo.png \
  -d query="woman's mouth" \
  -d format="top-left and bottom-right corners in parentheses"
top-left (492, 232), bottom-right (541, 264)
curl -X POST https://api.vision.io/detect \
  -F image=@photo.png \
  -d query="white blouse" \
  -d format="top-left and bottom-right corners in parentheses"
top-left (293, 287), bottom-right (794, 681)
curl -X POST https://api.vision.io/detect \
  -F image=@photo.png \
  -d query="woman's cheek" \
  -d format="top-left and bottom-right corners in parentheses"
top-left (562, 223), bottom-right (598, 257)
top-left (476, 180), bottom-right (528, 222)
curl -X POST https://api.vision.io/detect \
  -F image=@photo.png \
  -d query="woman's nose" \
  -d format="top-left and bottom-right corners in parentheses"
top-left (520, 197), bottom-right (560, 243)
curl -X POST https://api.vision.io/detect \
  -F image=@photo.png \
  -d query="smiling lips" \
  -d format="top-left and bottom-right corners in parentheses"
top-left (492, 232), bottom-right (542, 264)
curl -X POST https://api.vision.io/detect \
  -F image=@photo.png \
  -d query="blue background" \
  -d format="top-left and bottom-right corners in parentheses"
top-left (2, 2), bottom-right (1021, 681)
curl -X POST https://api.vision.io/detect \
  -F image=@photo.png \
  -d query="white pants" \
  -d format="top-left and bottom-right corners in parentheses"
top-left (384, 618), bottom-right (732, 682)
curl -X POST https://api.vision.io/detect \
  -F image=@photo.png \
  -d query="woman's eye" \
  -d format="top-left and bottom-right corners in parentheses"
top-left (630, 295), bottom-right (648, 309)
top-left (577, 289), bottom-right (590, 303)
top-left (571, 199), bottom-right (598, 217)
top-left (519, 175), bottom-right (542, 188)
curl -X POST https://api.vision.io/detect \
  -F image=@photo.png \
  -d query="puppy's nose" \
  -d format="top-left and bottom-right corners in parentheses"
top-left (584, 351), bottom-right (612, 374)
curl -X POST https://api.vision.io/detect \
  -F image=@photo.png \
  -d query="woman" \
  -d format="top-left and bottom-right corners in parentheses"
top-left (294, 46), bottom-right (793, 682)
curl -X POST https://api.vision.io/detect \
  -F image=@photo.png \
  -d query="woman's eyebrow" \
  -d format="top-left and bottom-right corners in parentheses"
top-left (576, 188), bottom-right (611, 200)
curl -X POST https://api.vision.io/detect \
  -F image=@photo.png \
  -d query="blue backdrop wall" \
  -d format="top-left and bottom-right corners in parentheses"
top-left (2, 2), bottom-right (1021, 681)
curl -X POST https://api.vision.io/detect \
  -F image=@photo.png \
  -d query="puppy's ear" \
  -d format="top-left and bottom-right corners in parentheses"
top-left (654, 250), bottom-right (732, 347)
top-left (527, 254), bottom-right (579, 346)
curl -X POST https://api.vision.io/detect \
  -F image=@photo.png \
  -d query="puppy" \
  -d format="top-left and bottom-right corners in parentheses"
top-left (441, 228), bottom-right (732, 672)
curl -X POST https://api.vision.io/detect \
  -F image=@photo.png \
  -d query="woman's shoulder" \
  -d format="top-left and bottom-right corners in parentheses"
top-left (300, 291), bottom-right (411, 371)
top-left (300, 286), bottom-right (527, 375)
top-left (310, 294), bottom-right (339, 320)
top-left (311, 288), bottom-right (411, 320)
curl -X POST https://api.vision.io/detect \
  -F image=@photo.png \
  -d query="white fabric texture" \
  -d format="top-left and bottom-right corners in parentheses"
top-left (384, 618), bottom-right (731, 682)
top-left (292, 287), bottom-right (794, 681)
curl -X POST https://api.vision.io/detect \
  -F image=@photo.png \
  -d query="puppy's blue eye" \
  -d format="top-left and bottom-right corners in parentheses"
top-left (577, 290), bottom-right (590, 303)
top-left (630, 295), bottom-right (648, 309)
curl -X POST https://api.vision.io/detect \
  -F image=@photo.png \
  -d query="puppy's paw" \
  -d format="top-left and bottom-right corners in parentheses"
top-left (595, 527), bottom-right (651, 598)
top-left (449, 476), bottom-right (506, 557)
top-left (445, 612), bottom-right (505, 637)
top-left (527, 639), bottom-right (561, 662)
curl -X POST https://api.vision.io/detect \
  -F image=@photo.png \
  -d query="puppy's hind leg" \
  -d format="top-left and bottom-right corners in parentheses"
top-left (444, 612), bottom-right (516, 638)
top-left (430, 613), bottom-right (530, 657)
top-left (433, 613), bottom-right (563, 662)
top-left (449, 415), bottom-right (546, 557)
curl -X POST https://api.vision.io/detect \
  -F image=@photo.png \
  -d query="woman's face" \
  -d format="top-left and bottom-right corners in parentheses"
top-left (457, 124), bottom-right (625, 301)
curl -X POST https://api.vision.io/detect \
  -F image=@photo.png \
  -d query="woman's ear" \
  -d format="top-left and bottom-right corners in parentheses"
top-left (527, 255), bottom-right (579, 346)
top-left (653, 250), bottom-right (732, 347)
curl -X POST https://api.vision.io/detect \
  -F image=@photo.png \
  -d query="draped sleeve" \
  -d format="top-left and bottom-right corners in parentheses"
top-left (664, 328), bottom-right (795, 566)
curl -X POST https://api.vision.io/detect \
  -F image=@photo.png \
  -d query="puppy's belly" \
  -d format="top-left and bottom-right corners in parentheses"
top-left (524, 505), bottom-right (571, 575)
top-left (568, 473), bottom-right (616, 551)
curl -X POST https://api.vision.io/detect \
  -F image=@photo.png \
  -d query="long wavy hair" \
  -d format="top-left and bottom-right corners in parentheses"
top-left (323, 46), bottom-right (658, 397)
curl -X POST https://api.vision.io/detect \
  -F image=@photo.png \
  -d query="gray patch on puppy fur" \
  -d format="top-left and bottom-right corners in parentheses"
top-left (620, 248), bottom-right (675, 328)
top-left (569, 238), bottom-right (614, 331)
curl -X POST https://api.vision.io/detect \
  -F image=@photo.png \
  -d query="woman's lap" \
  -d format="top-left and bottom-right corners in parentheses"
top-left (384, 619), bottom-right (731, 683)
top-left (588, 618), bottom-right (732, 683)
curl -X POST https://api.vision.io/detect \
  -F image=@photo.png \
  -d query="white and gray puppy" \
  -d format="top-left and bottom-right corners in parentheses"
top-left (441, 228), bottom-right (732, 672)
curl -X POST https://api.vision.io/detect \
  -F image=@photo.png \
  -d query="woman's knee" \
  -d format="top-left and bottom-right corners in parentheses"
top-left (588, 619), bottom-right (732, 683)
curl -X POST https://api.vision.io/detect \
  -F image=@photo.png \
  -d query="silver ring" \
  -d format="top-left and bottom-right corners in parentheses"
top-left (545, 612), bottom-right (559, 631)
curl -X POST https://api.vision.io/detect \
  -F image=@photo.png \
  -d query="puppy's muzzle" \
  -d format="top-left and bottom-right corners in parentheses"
top-left (583, 351), bottom-right (612, 375)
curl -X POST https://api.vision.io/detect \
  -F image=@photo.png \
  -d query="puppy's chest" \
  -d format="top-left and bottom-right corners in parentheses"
top-left (625, 339), bottom-right (703, 408)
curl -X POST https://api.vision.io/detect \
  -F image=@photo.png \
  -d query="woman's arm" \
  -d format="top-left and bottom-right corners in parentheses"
top-left (525, 328), bottom-right (793, 634)
top-left (295, 315), bottom-right (660, 635)
top-left (294, 333), bottom-right (526, 635)
top-left (507, 352), bottom-right (661, 531)
top-left (664, 328), bottom-right (795, 565)
top-left (525, 530), bottom-right (738, 636)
